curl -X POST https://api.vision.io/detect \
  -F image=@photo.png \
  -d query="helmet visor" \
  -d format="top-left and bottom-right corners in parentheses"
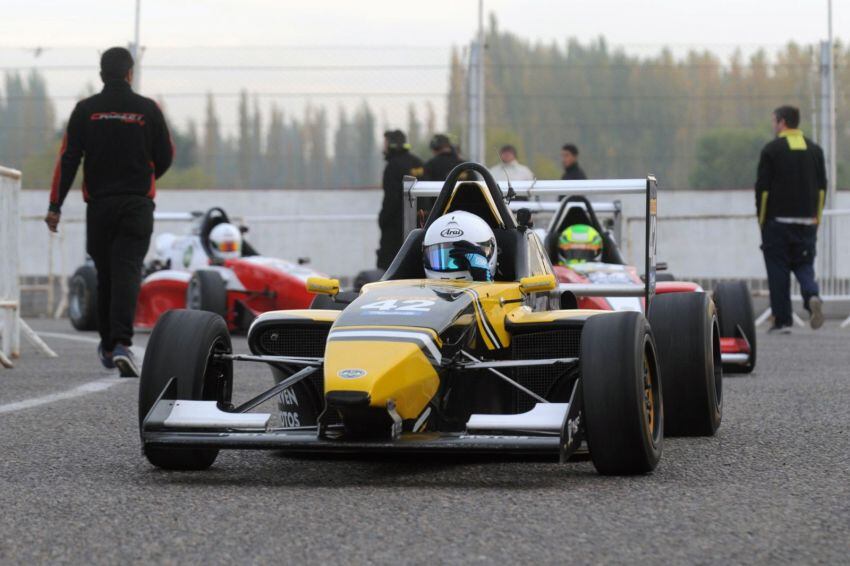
top-left (424, 243), bottom-right (462, 273)
top-left (216, 240), bottom-right (240, 253)
top-left (560, 247), bottom-right (599, 262)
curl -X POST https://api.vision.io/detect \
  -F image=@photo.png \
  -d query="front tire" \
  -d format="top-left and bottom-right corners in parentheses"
top-left (581, 311), bottom-right (663, 475)
top-left (69, 264), bottom-right (98, 331)
top-left (649, 292), bottom-right (722, 436)
top-left (713, 281), bottom-right (757, 374)
top-left (139, 310), bottom-right (233, 470)
top-left (186, 270), bottom-right (228, 318)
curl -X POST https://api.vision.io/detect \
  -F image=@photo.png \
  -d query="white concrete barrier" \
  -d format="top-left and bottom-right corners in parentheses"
top-left (19, 188), bottom-right (382, 283)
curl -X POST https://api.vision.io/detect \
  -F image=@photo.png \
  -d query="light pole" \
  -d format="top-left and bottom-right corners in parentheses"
top-left (130, 0), bottom-right (141, 89)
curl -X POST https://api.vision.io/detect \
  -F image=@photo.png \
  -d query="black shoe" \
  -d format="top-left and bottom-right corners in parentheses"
top-left (112, 344), bottom-right (140, 378)
top-left (809, 296), bottom-right (824, 330)
top-left (97, 343), bottom-right (116, 370)
top-left (767, 324), bottom-right (792, 335)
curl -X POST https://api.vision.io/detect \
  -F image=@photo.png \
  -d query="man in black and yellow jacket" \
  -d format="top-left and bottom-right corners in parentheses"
top-left (45, 47), bottom-right (173, 376)
top-left (755, 105), bottom-right (827, 333)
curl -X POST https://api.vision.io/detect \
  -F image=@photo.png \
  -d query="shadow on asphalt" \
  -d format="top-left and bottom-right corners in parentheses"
top-left (142, 451), bottom-right (604, 489)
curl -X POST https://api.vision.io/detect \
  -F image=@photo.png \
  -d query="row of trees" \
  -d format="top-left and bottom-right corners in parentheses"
top-left (448, 18), bottom-right (849, 189)
top-left (3, 24), bottom-right (849, 190)
top-left (1, 73), bottom-right (443, 190)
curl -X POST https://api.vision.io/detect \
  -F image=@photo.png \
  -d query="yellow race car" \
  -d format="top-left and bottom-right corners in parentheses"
top-left (139, 163), bottom-right (721, 475)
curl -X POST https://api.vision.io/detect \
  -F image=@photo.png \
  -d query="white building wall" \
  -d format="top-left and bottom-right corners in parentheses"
top-left (17, 188), bottom-right (850, 281)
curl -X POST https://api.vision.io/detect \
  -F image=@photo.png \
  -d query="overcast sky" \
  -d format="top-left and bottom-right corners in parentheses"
top-left (1, 0), bottom-right (844, 49)
top-left (1, 0), bottom-right (845, 135)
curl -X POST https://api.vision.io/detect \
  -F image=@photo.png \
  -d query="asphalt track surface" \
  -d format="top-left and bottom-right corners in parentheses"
top-left (1, 318), bottom-right (848, 564)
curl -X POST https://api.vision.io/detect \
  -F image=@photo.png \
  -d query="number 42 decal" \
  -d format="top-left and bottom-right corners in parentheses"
top-left (360, 299), bottom-right (435, 312)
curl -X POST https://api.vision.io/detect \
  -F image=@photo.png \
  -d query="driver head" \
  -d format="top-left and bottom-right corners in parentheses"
top-left (422, 211), bottom-right (497, 281)
top-left (209, 223), bottom-right (242, 261)
top-left (558, 223), bottom-right (602, 266)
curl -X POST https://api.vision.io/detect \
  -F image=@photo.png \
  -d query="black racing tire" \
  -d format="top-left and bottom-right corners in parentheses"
top-left (713, 281), bottom-right (757, 374)
top-left (655, 272), bottom-right (677, 282)
top-left (186, 270), bottom-right (228, 318)
top-left (649, 292), bottom-right (722, 437)
top-left (581, 311), bottom-right (663, 475)
top-left (139, 310), bottom-right (233, 470)
top-left (69, 264), bottom-right (98, 331)
top-left (353, 269), bottom-right (384, 292)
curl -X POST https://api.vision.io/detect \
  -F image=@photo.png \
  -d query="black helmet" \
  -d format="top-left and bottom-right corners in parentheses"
top-left (429, 134), bottom-right (452, 151)
top-left (384, 129), bottom-right (407, 150)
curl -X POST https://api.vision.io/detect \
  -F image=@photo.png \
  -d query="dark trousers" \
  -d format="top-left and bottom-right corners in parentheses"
top-left (86, 196), bottom-right (154, 349)
top-left (761, 219), bottom-right (819, 327)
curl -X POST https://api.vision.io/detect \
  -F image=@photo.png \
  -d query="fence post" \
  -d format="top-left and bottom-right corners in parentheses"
top-left (0, 165), bottom-right (57, 366)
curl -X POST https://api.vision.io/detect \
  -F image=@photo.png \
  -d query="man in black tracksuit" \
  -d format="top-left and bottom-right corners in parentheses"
top-left (376, 130), bottom-right (423, 270)
top-left (755, 105), bottom-right (826, 333)
top-left (45, 47), bottom-right (173, 375)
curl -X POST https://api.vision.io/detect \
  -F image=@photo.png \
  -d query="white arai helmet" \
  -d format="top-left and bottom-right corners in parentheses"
top-left (422, 211), bottom-right (497, 280)
top-left (208, 222), bottom-right (243, 261)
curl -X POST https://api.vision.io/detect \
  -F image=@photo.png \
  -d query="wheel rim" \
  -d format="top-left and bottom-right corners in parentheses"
top-left (643, 355), bottom-right (655, 433)
top-left (187, 278), bottom-right (201, 310)
top-left (69, 278), bottom-right (84, 320)
top-left (642, 339), bottom-right (662, 444)
top-left (203, 336), bottom-right (232, 404)
top-left (711, 317), bottom-right (723, 408)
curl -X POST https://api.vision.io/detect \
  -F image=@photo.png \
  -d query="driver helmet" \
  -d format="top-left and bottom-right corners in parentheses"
top-left (423, 211), bottom-right (497, 280)
top-left (209, 223), bottom-right (242, 261)
top-left (558, 224), bottom-right (603, 266)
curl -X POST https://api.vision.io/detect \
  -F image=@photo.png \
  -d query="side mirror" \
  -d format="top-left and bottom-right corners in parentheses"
top-left (516, 208), bottom-right (533, 230)
top-left (519, 274), bottom-right (556, 295)
top-left (306, 277), bottom-right (340, 296)
top-left (403, 175), bottom-right (417, 192)
top-left (656, 262), bottom-right (668, 272)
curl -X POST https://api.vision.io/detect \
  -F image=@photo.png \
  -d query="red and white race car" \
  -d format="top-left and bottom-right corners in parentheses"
top-left (524, 195), bottom-right (756, 374)
top-left (68, 207), bottom-right (322, 332)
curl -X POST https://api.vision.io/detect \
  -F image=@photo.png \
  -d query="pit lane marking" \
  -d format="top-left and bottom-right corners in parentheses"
top-left (0, 332), bottom-right (145, 416)
top-left (0, 378), bottom-right (129, 415)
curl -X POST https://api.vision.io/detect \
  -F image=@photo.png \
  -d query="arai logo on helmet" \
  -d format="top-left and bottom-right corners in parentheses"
top-left (338, 368), bottom-right (367, 379)
top-left (440, 226), bottom-right (464, 238)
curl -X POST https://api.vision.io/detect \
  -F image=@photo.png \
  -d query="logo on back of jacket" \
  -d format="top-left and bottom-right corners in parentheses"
top-left (90, 112), bottom-right (145, 126)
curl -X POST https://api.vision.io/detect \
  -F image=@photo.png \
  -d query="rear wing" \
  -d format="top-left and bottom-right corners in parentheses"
top-left (404, 175), bottom-right (659, 307)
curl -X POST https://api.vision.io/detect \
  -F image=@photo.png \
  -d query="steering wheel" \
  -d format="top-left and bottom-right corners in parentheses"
top-left (199, 207), bottom-right (231, 259)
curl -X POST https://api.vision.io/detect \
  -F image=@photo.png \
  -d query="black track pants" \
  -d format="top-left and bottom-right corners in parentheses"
top-left (86, 196), bottom-right (154, 349)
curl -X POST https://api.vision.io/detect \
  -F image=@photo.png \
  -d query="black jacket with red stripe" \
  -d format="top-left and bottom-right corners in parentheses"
top-left (49, 80), bottom-right (173, 213)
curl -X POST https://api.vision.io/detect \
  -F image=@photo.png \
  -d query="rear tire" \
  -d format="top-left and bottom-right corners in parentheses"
top-left (186, 270), bottom-right (228, 319)
top-left (649, 292), bottom-right (722, 436)
top-left (713, 281), bottom-right (756, 374)
top-left (581, 311), bottom-right (663, 475)
top-left (69, 264), bottom-right (98, 331)
top-left (139, 310), bottom-right (233, 470)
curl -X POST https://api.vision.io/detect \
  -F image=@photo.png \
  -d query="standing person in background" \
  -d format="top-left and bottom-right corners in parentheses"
top-left (561, 143), bottom-right (587, 181)
top-left (420, 134), bottom-right (463, 214)
top-left (423, 134), bottom-right (462, 182)
top-left (376, 130), bottom-right (423, 270)
top-left (488, 145), bottom-right (534, 182)
top-left (756, 105), bottom-right (826, 334)
top-left (44, 47), bottom-right (173, 376)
